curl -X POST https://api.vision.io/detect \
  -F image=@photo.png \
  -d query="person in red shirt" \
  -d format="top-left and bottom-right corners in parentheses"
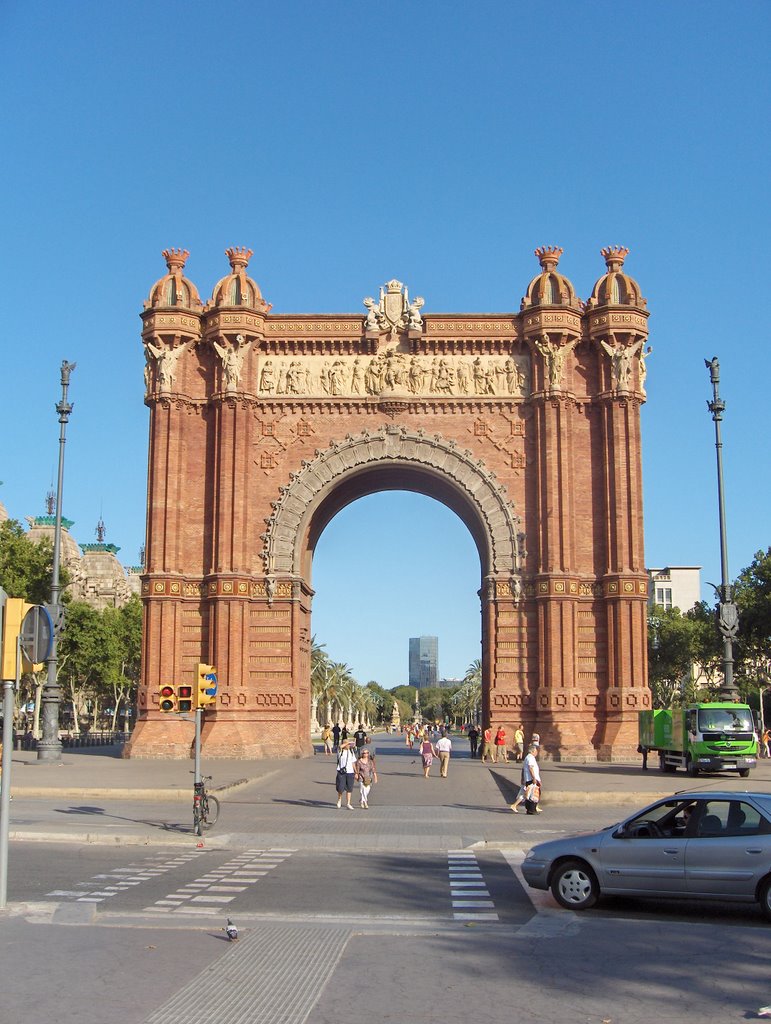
top-left (481, 725), bottom-right (495, 763)
top-left (494, 726), bottom-right (508, 762)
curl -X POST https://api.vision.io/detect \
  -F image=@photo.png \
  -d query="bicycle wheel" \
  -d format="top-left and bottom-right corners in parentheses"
top-left (203, 793), bottom-right (220, 828)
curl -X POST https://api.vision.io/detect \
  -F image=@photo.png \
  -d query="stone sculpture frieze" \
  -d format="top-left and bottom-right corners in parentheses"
top-left (254, 351), bottom-right (531, 398)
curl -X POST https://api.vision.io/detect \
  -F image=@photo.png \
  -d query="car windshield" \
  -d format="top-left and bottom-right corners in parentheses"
top-left (697, 707), bottom-right (754, 733)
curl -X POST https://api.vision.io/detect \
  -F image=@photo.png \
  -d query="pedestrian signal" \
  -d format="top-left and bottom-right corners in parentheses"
top-left (196, 663), bottom-right (218, 709)
top-left (159, 685), bottom-right (176, 712)
top-left (177, 684), bottom-right (193, 713)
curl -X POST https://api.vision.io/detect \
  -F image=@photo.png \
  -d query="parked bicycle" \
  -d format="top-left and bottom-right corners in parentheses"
top-left (193, 775), bottom-right (220, 836)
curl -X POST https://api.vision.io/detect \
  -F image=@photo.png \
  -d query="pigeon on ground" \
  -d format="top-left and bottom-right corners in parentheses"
top-left (224, 919), bottom-right (238, 941)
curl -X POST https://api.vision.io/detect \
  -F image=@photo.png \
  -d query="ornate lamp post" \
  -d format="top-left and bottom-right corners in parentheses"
top-left (705, 357), bottom-right (739, 702)
top-left (37, 360), bottom-right (76, 762)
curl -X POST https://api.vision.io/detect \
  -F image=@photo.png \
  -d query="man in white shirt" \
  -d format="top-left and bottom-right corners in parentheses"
top-left (435, 732), bottom-right (453, 778)
top-left (335, 739), bottom-right (358, 809)
top-left (512, 744), bottom-right (541, 814)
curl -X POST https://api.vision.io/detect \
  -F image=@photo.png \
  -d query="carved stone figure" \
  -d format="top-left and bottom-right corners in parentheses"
top-left (213, 333), bottom-right (248, 391)
top-left (363, 296), bottom-right (385, 331)
top-left (259, 359), bottom-right (275, 393)
top-left (600, 335), bottom-right (642, 392)
top-left (407, 296), bottom-right (425, 330)
top-left (351, 357), bottom-right (364, 394)
top-left (535, 334), bottom-right (576, 390)
top-left (639, 344), bottom-right (652, 395)
top-left (145, 340), bottom-right (184, 392)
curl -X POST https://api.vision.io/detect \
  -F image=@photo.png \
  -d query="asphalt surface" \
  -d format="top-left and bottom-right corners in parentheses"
top-left (3, 734), bottom-right (771, 1024)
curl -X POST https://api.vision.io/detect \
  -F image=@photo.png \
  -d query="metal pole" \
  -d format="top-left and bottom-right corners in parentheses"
top-left (38, 360), bottom-right (76, 762)
top-left (0, 636), bottom-right (20, 908)
top-left (705, 357), bottom-right (738, 701)
top-left (194, 708), bottom-right (202, 786)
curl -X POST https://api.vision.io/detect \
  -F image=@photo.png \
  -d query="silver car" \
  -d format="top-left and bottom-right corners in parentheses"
top-left (521, 791), bottom-right (771, 919)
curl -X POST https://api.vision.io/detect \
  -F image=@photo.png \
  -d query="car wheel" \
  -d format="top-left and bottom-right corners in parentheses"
top-left (738, 768), bottom-right (750, 778)
top-left (550, 860), bottom-right (599, 911)
top-left (759, 877), bottom-right (771, 922)
top-left (686, 756), bottom-right (698, 777)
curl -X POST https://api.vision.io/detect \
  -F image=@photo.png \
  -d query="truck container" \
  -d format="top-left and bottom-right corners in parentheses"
top-left (639, 702), bottom-right (757, 777)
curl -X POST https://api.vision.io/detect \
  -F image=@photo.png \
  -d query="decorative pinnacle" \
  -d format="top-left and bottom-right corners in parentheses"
top-left (534, 246), bottom-right (563, 271)
top-left (601, 246), bottom-right (630, 272)
top-left (226, 247), bottom-right (254, 271)
top-left (162, 249), bottom-right (190, 273)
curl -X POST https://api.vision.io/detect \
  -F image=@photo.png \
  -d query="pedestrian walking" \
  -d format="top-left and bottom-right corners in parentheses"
top-left (467, 724), bottom-right (479, 759)
top-left (435, 732), bottom-right (452, 777)
top-left (335, 739), bottom-right (357, 809)
top-left (512, 743), bottom-right (542, 814)
top-left (353, 722), bottom-right (368, 757)
top-left (763, 728), bottom-right (770, 759)
top-left (514, 725), bottom-right (524, 761)
top-left (481, 724), bottom-right (495, 763)
top-left (355, 748), bottom-right (377, 808)
top-left (321, 724), bottom-right (333, 756)
top-left (420, 733), bottom-right (436, 778)
top-left (494, 726), bottom-right (508, 762)
top-left (332, 722), bottom-right (341, 753)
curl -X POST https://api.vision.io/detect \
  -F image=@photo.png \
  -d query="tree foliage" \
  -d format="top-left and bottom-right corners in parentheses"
top-left (0, 519), bottom-right (58, 603)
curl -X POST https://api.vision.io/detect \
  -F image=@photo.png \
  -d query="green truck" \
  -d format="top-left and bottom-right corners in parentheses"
top-left (639, 702), bottom-right (757, 778)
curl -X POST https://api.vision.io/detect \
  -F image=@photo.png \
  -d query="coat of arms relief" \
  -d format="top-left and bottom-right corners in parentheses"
top-left (363, 279), bottom-right (425, 336)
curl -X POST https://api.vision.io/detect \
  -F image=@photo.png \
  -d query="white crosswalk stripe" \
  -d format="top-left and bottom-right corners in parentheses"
top-left (446, 849), bottom-right (498, 921)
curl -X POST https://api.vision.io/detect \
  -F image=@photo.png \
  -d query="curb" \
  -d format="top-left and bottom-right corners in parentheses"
top-left (8, 776), bottom-right (256, 801)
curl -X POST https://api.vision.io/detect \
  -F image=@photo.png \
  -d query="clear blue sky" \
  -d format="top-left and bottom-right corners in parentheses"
top-left (1, 2), bottom-right (769, 689)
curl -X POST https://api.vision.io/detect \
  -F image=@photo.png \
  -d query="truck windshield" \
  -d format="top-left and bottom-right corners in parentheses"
top-left (697, 708), bottom-right (754, 733)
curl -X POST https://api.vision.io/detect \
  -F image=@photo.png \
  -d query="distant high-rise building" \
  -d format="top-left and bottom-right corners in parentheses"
top-left (409, 636), bottom-right (438, 689)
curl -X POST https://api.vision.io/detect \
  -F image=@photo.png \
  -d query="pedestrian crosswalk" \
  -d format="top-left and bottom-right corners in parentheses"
top-left (144, 848), bottom-right (297, 915)
top-left (46, 849), bottom-right (208, 903)
top-left (447, 849), bottom-right (498, 921)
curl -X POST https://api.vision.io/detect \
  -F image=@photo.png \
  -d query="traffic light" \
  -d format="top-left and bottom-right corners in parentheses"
top-left (177, 684), bottom-right (193, 713)
top-left (159, 684), bottom-right (176, 712)
top-left (196, 663), bottom-right (218, 709)
top-left (1, 597), bottom-right (36, 678)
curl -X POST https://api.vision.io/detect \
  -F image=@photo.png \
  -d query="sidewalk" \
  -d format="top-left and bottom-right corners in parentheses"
top-left (5, 736), bottom-right (771, 848)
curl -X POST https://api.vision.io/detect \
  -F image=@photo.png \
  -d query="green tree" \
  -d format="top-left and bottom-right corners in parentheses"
top-left (102, 595), bottom-right (142, 729)
top-left (58, 601), bottom-right (119, 733)
top-left (0, 519), bottom-right (57, 603)
top-left (647, 605), bottom-right (702, 708)
top-left (735, 548), bottom-right (771, 688)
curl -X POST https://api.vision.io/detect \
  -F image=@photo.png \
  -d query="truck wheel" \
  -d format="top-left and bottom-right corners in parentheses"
top-left (739, 768), bottom-right (750, 779)
top-left (759, 877), bottom-right (771, 922)
top-left (686, 756), bottom-right (698, 778)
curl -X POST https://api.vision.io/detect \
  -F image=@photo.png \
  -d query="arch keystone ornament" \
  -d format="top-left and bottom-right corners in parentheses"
top-left (128, 250), bottom-right (652, 761)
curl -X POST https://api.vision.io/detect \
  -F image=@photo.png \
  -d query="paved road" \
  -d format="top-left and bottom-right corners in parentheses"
top-left (4, 732), bottom-right (771, 1024)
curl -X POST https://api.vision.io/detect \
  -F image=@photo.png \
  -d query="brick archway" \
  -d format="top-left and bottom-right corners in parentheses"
top-left (127, 248), bottom-right (652, 761)
top-left (263, 425), bottom-right (523, 579)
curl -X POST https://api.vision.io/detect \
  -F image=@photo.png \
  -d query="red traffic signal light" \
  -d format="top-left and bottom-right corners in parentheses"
top-left (177, 685), bottom-right (193, 713)
top-left (159, 685), bottom-right (176, 713)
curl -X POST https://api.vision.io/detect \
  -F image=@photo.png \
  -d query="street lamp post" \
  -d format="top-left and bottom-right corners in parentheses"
top-left (37, 360), bottom-right (76, 762)
top-left (705, 357), bottom-right (739, 702)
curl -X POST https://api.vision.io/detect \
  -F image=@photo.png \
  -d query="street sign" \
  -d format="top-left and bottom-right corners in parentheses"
top-left (20, 605), bottom-right (54, 664)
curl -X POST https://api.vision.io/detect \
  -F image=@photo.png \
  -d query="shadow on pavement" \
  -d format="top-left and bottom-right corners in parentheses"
top-left (54, 804), bottom-right (191, 834)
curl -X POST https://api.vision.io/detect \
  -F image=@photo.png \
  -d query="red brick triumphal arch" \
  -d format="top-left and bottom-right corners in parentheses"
top-left (127, 245), bottom-right (652, 761)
